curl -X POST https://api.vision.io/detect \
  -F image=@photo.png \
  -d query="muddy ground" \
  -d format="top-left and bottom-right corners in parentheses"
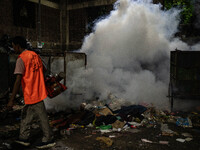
top-left (1, 107), bottom-right (200, 150)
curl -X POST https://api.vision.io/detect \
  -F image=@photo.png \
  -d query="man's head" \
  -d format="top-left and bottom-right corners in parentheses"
top-left (12, 36), bottom-right (27, 53)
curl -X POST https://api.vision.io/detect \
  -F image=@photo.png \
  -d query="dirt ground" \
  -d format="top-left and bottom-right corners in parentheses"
top-left (1, 106), bottom-right (200, 150)
top-left (52, 124), bottom-right (200, 150)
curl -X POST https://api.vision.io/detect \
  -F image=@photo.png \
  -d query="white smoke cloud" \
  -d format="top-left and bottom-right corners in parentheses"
top-left (78, 0), bottom-right (188, 109)
top-left (191, 43), bottom-right (200, 51)
top-left (45, 0), bottom-right (200, 111)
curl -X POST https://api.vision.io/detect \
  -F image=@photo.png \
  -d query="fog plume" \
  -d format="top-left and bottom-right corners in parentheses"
top-left (80, 0), bottom-right (187, 108)
top-left (45, 0), bottom-right (200, 111)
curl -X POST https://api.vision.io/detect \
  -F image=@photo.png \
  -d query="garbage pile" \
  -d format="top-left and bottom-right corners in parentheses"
top-left (47, 94), bottom-right (200, 147)
top-left (1, 94), bottom-right (200, 149)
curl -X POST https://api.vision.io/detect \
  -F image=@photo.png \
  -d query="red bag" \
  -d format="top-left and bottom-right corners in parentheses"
top-left (45, 75), bottom-right (67, 98)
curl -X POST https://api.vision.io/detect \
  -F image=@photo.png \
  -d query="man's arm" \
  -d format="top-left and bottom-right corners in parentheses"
top-left (7, 74), bottom-right (22, 109)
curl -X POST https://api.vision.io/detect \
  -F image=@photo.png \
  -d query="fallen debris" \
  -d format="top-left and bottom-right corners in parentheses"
top-left (141, 139), bottom-right (153, 143)
top-left (181, 132), bottom-right (192, 137)
top-left (176, 138), bottom-right (186, 143)
top-left (159, 141), bottom-right (169, 145)
top-left (185, 137), bottom-right (193, 142)
top-left (96, 136), bottom-right (113, 147)
top-left (161, 123), bottom-right (177, 136)
top-left (176, 117), bottom-right (192, 128)
top-left (1, 94), bottom-right (200, 150)
top-left (111, 120), bottom-right (126, 129)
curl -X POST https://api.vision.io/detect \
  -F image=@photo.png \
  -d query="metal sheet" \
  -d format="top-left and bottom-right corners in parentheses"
top-left (170, 50), bottom-right (200, 98)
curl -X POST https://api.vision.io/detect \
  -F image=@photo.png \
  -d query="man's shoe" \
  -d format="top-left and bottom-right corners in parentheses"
top-left (15, 139), bottom-right (30, 146)
top-left (35, 140), bottom-right (56, 149)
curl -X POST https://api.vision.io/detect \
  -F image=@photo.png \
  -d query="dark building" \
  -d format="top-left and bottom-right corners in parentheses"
top-left (0, 0), bottom-right (116, 52)
top-left (8, 0), bottom-right (200, 52)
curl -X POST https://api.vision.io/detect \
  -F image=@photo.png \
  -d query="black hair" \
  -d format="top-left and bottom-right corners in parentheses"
top-left (12, 36), bottom-right (27, 49)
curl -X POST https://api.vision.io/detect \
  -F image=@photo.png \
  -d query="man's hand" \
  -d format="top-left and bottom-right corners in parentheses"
top-left (7, 74), bottom-right (22, 111)
top-left (7, 100), bottom-right (14, 110)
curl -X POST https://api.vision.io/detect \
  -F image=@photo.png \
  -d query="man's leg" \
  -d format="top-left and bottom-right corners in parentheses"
top-left (34, 101), bottom-right (53, 142)
top-left (16, 105), bottom-right (34, 146)
top-left (34, 101), bottom-right (55, 149)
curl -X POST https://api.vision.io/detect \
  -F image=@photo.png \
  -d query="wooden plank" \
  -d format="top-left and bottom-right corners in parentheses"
top-left (67, 0), bottom-right (116, 10)
top-left (28, 0), bottom-right (116, 10)
top-left (28, 0), bottom-right (59, 9)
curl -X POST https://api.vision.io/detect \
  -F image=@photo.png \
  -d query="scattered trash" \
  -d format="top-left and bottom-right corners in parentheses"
top-left (181, 133), bottom-right (192, 137)
top-left (87, 123), bottom-right (93, 128)
top-left (128, 141), bottom-right (132, 144)
top-left (2, 143), bottom-right (12, 149)
top-left (141, 119), bottom-right (149, 126)
top-left (128, 122), bottom-right (142, 127)
top-left (141, 139), bottom-right (153, 143)
top-left (107, 93), bottom-right (131, 111)
top-left (159, 141), bottom-right (169, 145)
top-left (97, 125), bottom-right (112, 130)
top-left (112, 128), bottom-right (121, 132)
top-left (53, 127), bottom-right (58, 132)
top-left (70, 124), bottom-right (84, 129)
top-left (95, 115), bottom-right (117, 126)
top-left (130, 125), bottom-right (137, 128)
top-left (176, 117), bottom-right (192, 128)
top-left (60, 128), bottom-right (72, 136)
top-left (100, 129), bottom-right (112, 133)
top-left (112, 120), bottom-right (125, 129)
top-left (161, 123), bottom-right (176, 136)
top-left (176, 138), bottom-right (186, 143)
top-left (109, 135), bottom-right (116, 138)
top-left (190, 112), bottom-right (200, 127)
top-left (113, 105), bottom-right (147, 122)
top-left (50, 118), bottom-right (65, 128)
top-left (85, 135), bottom-right (92, 138)
top-left (96, 136), bottom-right (113, 147)
top-left (123, 124), bottom-right (130, 130)
top-left (0, 93), bottom-right (199, 149)
top-left (93, 106), bottom-right (113, 116)
top-left (185, 137), bottom-right (193, 141)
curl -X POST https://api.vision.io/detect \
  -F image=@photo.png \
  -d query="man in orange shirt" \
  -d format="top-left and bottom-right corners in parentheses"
top-left (7, 36), bottom-right (55, 149)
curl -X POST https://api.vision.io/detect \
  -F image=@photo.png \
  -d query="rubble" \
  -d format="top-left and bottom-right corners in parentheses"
top-left (160, 123), bottom-right (177, 136)
top-left (141, 139), bottom-right (153, 143)
top-left (1, 95), bottom-right (200, 149)
top-left (176, 117), bottom-right (193, 128)
top-left (111, 120), bottom-right (125, 129)
top-left (176, 138), bottom-right (186, 143)
top-left (96, 136), bottom-right (113, 147)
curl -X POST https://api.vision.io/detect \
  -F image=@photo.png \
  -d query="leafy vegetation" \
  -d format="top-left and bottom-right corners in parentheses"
top-left (164, 0), bottom-right (194, 24)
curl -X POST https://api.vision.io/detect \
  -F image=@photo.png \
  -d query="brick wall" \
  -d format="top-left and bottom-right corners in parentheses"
top-left (69, 8), bottom-right (87, 49)
top-left (40, 5), bottom-right (60, 43)
top-left (68, 5), bottom-right (113, 50)
top-left (0, 0), bottom-right (60, 50)
top-left (0, 0), bottom-right (116, 51)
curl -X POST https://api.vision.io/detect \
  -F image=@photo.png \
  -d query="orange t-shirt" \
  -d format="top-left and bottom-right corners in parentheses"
top-left (17, 50), bottom-right (47, 104)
